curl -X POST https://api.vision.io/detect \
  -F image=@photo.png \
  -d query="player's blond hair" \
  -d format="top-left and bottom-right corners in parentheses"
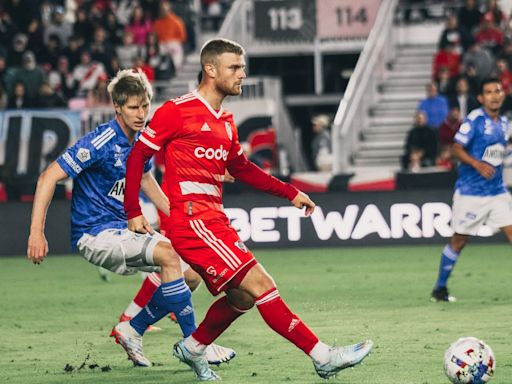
top-left (107, 69), bottom-right (153, 106)
top-left (200, 38), bottom-right (245, 67)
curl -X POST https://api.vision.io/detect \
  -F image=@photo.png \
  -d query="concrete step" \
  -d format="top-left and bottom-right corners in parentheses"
top-left (362, 131), bottom-right (407, 142)
top-left (365, 124), bottom-right (410, 134)
top-left (396, 45), bottom-right (437, 55)
top-left (373, 101), bottom-right (418, 112)
top-left (380, 84), bottom-right (426, 94)
top-left (359, 140), bottom-right (403, 150)
top-left (387, 69), bottom-right (432, 79)
top-left (393, 62), bottom-right (432, 72)
top-left (378, 91), bottom-right (424, 102)
top-left (353, 157), bottom-right (401, 167)
top-left (369, 116), bottom-right (412, 126)
top-left (382, 76), bottom-right (429, 87)
top-left (355, 147), bottom-right (404, 158)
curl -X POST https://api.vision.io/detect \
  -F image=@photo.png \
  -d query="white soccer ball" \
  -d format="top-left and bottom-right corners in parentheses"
top-left (444, 337), bottom-right (495, 383)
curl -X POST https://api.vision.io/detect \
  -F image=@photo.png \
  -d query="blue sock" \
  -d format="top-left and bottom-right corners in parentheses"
top-left (434, 245), bottom-right (460, 289)
top-left (130, 277), bottom-right (196, 337)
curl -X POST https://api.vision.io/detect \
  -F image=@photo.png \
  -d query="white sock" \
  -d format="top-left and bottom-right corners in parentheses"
top-left (309, 341), bottom-right (330, 365)
top-left (183, 335), bottom-right (207, 354)
top-left (124, 302), bottom-right (142, 318)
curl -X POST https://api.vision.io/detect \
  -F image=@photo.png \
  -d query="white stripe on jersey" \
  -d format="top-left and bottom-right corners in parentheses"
top-left (190, 220), bottom-right (240, 270)
top-left (91, 128), bottom-right (115, 149)
top-left (195, 219), bottom-right (241, 266)
top-left (255, 290), bottom-right (280, 306)
top-left (179, 181), bottom-right (220, 197)
top-left (192, 89), bottom-right (224, 119)
top-left (174, 93), bottom-right (197, 105)
top-left (139, 135), bottom-right (161, 150)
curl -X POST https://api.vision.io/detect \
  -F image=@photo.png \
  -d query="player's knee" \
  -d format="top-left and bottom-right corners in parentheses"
top-left (227, 288), bottom-right (255, 311)
top-left (153, 242), bottom-right (181, 269)
top-left (450, 236), bottom-right (468, 252)
top-left (184, 268), bottom-right (202, 292)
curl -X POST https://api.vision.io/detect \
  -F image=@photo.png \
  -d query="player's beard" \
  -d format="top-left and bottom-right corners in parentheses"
top-left (217, 81), bottom-right (242, 96)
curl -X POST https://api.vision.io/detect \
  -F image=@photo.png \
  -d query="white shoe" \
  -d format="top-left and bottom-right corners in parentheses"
top-left (113, 321), bottom-right (151, 367)
top-left (205, 343), bottom-right (236, 366)
top-left (313, 339), bottom-right (373, 379)
top-left (173, 339), bottom-right (221, 381)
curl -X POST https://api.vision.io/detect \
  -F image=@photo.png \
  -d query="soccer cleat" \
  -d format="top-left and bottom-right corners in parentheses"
top-left (113, 321), bottom-right (151, 367)
top-left (173, 340), bottom-right (221, 381)
top-left (431, 287), bottom-right (456, 302)
top-left (110, 314), bottom-right (161, 344)
top-left (204, 343), bottom-right (236, 366)
top-left (313, 339), bottom-right (373, 379)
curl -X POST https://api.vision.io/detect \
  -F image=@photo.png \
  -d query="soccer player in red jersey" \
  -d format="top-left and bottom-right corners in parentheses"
top-left (124, 38), bottom-right (373, 380)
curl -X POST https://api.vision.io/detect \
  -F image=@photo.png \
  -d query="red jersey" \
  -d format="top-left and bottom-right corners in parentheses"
top-left (125, 90), bottom-right (298, 224)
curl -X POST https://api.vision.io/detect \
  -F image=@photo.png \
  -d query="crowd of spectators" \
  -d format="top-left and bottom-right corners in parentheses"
top-left (403, 0), bottom-right (512, 173)
top-left (0, 0), bottom-right (232, 111)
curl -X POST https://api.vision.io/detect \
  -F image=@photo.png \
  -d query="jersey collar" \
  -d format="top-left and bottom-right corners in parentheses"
top-left (109, 119), bottom-right (132, 146)
top-left (192, 89), bottom-right (224, 120)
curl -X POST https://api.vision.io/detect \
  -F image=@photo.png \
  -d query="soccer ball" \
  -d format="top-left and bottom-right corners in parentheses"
top-left (444, 337), bottom-right (495, 383)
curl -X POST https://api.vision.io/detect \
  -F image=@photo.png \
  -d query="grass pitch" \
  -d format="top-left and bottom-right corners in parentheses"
top-left (0, 244), bottom-right (511, 384)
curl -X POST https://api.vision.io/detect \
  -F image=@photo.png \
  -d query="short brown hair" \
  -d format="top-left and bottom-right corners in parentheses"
top-left (107, 69), bottom-right (153, 106)
top-left (200, 38), bottom-right (245, 67)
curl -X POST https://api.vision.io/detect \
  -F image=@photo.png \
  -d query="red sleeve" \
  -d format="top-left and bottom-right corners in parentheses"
top-left (124, 141), bottom-right (155, 219)
top-left (124, 101), bottom-right (181, 219)
top-left (227, 153), bottom-right (299, 201)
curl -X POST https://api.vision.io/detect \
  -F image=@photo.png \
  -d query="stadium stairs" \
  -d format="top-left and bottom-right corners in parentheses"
top-left (352, 43), bottom-right (436, 168)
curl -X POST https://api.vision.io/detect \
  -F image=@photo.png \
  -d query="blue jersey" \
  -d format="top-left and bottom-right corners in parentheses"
top-left (453, 108), bottom-right (509, 196)
top-left (56, 119), bottom-right (152, 247)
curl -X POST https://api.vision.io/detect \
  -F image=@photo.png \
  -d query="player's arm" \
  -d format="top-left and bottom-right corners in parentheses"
top-left (141, 170), bottom-right (170, 216)
top-left (27, 161), bottom-right (69, 264)
top-left (227, 153), bottom-right (315, 216)
top-left (452, 143), bottom-right (495, 179)
top-left (125, 141), bottom-right (157, 233)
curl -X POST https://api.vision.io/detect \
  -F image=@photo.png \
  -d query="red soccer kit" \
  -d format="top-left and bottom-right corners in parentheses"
top-left (125, 90), bottom-right (299, 294)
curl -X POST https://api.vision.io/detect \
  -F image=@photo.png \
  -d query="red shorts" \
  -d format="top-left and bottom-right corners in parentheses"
top-left (168, 216), bottom-right (256, 295)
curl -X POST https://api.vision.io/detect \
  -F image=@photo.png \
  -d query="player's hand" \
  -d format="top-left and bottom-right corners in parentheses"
top-left (27, 232), bottom-right (49, 264)
top-left (223, 170), bottom-right (235, 183)
top-left (291, 191), bottom-right (316, 216)
top-left (474, 161), bottom-right (495, 179)
top-left (128, 215), bottom-right (154, 234)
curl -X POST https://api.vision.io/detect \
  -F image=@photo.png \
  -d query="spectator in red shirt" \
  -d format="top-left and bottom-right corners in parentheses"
top-left (474, 12), bottom-right (504, 55)
top-left (438, 106), bottom-right (462, 147)
top-left (433, 43), bottom-right (461, 79)
top-left (496, 57), bottom-right (512, 94)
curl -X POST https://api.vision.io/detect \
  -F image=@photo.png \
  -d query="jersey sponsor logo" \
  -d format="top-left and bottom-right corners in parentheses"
top-left (200, 122), bottom-right (211, 132)
top-left (225, 122), bottom-right (233, 140)
top-left (76, 148), bottom-right (91, 163)
top-left (482, 143), bottom-right (505, 166)
top-left (108, 177), bottom-right (125, 202)
top-left (212, 268), bottom-right (229, 284)
top-left (206, 266), bottom-right (217, 276)
top-left (62, 152), bottom-right (83, 174)
top-left (194, 145), bottom-right (228, 161)
top-left (142, 126), bottom-right (156, 138)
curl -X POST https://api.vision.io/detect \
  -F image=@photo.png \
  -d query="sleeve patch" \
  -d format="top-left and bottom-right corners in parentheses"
top-left (62, 152), bottom-right (83, 174)
top-left (76, 148), bottom-right (91, 163)
top-left (459, 122), bottom-right (471, 134)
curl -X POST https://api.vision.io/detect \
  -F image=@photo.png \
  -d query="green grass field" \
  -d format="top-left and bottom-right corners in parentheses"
top-left (1, 244), bottom-right (511, 384)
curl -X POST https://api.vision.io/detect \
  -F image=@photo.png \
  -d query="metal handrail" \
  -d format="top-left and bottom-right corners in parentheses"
top-left (332, 0), bottom-right (399, 174)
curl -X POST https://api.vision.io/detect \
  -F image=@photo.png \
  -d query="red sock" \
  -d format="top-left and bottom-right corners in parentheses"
top-left (255, 287), bottom-right (319, 354)
top-left (192, 296), bottom-right (247, 345)
top-left (133, 272), bottom-right (161, 307)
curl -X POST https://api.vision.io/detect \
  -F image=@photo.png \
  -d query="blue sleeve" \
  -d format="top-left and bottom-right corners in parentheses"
top-left (143, 157), bottom-right (153, 173)
top-left (56, 132), bottom-right (103, 178)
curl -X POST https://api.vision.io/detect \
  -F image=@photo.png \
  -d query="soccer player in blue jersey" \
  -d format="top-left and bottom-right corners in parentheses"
top-left (27, 69), bottom-right (234, 367)
top-left (431, 77), bottom-right (512, 302)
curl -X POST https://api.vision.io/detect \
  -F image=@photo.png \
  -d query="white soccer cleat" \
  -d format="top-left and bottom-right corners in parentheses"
top-left (113, 321), bottom-right (151, 367)
top-left (313, 339), bottom-right (373, 379)
top-left (173, 339), bottom-right (221, 381)
top-left (204, 343), bottom-right (236, 366)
